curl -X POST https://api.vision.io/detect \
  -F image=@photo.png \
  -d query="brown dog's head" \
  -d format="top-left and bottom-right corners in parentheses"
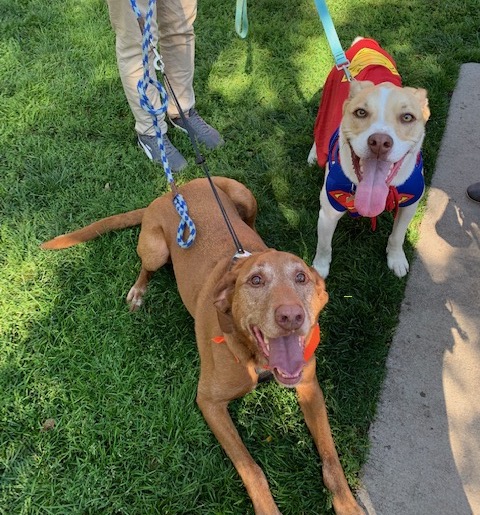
top-left (213, 250), bottom-right (328, 387)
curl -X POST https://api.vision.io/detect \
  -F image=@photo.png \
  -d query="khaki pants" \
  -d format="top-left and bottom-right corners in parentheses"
top-left (106, 0), bottom-right (197, 136)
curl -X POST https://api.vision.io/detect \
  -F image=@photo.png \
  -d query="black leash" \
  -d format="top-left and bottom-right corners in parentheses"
top-left (133, 6), bottom-right (248, 257)
top-left (162, 73), bottom-right (247, 256)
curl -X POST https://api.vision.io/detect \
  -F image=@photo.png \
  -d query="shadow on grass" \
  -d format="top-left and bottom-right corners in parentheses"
top-left (2, 0), bottom-right (480, 512)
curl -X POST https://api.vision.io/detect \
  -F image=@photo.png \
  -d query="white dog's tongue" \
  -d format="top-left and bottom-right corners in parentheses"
top-left (354, 159), bottom-right (391, 217)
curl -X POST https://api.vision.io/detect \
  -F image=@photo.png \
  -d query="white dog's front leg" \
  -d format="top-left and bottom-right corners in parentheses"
top-left (313, 188), bottom-right (344, 278)
top-left (386, 201), bottom-right (419, 277)
top-left (307, 142), bottom-right (317, 166)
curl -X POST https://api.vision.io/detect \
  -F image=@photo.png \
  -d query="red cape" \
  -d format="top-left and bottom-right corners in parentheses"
top-left (313, 38), bottom-right (402, 168)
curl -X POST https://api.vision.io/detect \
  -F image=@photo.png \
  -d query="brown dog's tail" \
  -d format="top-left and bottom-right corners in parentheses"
top-left (41, 208), bottom-right (146, 250)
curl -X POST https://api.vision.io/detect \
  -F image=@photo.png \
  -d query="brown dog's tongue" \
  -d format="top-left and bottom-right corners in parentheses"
top-left (268, 334), bottom-right (304, 377)
top-left (354, 159), bottom-right (391, 217)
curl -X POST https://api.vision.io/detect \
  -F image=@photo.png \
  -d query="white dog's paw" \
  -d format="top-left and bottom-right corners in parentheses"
top-left (312, 255), bottom-right (331, 279)
top-left (387, 249), bottom-right (409, 278)
top-left (307, 143), bottom-right (317, 166)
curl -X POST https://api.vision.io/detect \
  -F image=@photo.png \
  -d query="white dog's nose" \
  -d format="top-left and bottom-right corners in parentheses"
top-left (368, 132), bottom-right (393, 158)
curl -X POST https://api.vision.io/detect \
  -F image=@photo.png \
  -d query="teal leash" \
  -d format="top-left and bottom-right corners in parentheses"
top-left (313, 0), bottom-right (352, 81)
top-left (235, 0), bottom-right (248, 38)
top-left (233, 0), bottom-right (351, 83)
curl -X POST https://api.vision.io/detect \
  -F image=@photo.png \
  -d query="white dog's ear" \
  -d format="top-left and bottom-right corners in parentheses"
top-left (404, 87), bottom-right (430, 121)
top-left (348, 80), bottom-right (375, 98)
top-left (412, 88), bottom-right (430, 122)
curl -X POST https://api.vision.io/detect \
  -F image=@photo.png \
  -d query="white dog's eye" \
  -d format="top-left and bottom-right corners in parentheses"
top-left (401, 113), bottom-right (416, 123)
top-left (354, 108), bottom-right (368, 118)
top-left (295, 272), bottom-right (307, 283)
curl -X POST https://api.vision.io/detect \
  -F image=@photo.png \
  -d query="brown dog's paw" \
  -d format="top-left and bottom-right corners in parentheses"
top-left (126, 285), bottom-right (146, 312)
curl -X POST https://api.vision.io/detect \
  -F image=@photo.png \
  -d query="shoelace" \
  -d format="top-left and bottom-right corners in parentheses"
top-left (176, 109), bottom-right (213, 135)
top-left (187, 110), bottom-right (212, 131)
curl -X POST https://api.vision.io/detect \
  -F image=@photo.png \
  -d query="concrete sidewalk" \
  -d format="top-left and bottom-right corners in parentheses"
top-left (358, 63), bottom-right (480, 515)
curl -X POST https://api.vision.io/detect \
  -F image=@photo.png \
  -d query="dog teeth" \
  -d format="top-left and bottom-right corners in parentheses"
top-left (256, 334), bottom-right (269, 356)
top-left (277, 369), bottom-right (300, 380)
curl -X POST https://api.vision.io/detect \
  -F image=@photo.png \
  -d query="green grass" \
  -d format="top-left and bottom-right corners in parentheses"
top-left (1, 0), bottom-right (479, 513)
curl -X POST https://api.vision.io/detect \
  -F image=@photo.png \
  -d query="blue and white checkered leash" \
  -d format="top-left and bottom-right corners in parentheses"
top-left (129, 0), bottom-right (196, 249)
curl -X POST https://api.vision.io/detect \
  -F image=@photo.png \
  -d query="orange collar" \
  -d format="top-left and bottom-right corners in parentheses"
top-left (303, 323), bottom-right (320, 361)
top-left (212, 324), bottom-right (320, 362)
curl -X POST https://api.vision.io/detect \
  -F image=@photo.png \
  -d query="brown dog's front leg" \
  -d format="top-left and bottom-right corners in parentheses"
top-left (197, 393), bottom-right (281, 515)
top-left (296, 363), bottom-right (364, 515)
top-left (126, 267), bottom-right (153, 311)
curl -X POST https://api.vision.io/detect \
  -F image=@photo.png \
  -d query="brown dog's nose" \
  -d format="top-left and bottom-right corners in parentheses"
top-left (368, 132), bottom-right (393, 158)
top-left (275, 304), bottom-right (305, 331)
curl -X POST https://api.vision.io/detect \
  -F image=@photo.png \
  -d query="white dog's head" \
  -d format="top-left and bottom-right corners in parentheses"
top-left (339, 81), bottom-right (430, 217)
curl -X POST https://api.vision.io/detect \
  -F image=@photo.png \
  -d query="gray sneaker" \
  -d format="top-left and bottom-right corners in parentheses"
top-left (170, 108), bottom-right (224, 149)
top-left (137, 133), bottom-right (187, 172)
top-left (467, 182), bottom-right (480, 203)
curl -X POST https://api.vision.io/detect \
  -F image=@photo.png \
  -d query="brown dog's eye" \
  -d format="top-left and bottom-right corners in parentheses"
top-left (295, 272), bottom-right (307, 283)
top-left (401, 113), bottom-right (415, 123)
top-left (354, 108), bottom-right (367, 118)
top-left (249, 275), bottom-right (263, 286)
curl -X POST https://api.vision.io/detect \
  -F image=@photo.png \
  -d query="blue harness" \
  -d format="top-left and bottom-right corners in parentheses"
top-left (326, 129), bottom-right (424, 217)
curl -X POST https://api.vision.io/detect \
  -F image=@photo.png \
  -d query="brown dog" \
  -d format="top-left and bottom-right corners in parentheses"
top-left (42, 177), bottom-right (363, 514)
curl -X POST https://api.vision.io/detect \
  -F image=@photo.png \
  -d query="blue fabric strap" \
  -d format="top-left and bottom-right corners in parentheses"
top-left (313, 0), bottom-right (350, 72)
top-left (235, 0), bottom-right (248, 38)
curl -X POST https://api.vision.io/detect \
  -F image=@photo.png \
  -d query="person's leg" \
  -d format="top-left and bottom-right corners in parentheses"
top-left (107, 0), bottom-right (165, 135)
top-left (466, 183), bottom-right (480, 203)
top-left (157, 0), bottom-right (223, 148)
top-left (156, 0), bottom-right (196, 119)
top-left (106, 0), bottom-right (187, 171)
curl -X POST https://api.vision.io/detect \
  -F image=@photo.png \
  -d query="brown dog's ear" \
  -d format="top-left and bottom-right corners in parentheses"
top-left (213, 271), bottom-right (238, 333)
top-left (309, 266), bottom-right (329, 312)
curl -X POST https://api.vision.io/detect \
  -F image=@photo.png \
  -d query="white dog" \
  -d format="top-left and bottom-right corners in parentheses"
top-left (308, 38), bottom-right (430, 278)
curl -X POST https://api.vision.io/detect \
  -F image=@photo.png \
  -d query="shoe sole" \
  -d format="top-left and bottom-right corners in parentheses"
top-left (466, 191), bottom-right (480, 203)
top-left (138, 139), bottom-right (154, 161)
top-left (169, 117), bottom-right (189, 134)
top-left (138, 138), bottom-right (187, 172)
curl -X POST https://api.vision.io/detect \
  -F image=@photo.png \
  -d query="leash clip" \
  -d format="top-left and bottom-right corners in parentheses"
top-left (336, 61), bottom-right (353, 82)
top-left (151, 46), bottom-right (165, 72)
top-left (335, 57), bottom-right (350, 71)
top-left (233, 250), bottom-right (251, 260)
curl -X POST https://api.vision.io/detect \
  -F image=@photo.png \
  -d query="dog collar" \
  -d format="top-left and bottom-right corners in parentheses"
top-left (212, 323), bottom-right (320, 363)
top-left (303, 324), bottom-right (320, 362)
